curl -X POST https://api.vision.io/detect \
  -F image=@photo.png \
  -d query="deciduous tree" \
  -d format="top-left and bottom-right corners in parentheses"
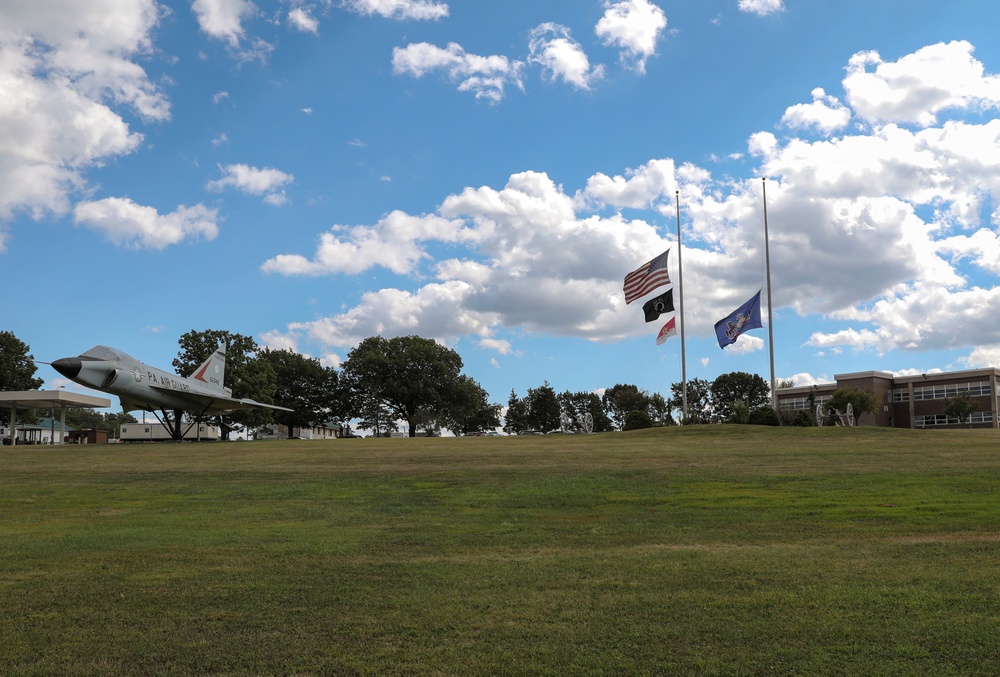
top-left (647, 392), bottom-right (674, 427)
top-left (710, 372), bottom-right (770, 423)
top-left (440, 375), bottom-right (501, 435)
top-left (825, 387), bottom-right (880, 425)
top-left (341, 335), bottom-right (466, 437)
top-left (0, 331), bottom-right (43, 392)
top-left (944, 393), bottom-right (979, 427)
top-left (64, 409), bottom-right (137, 436)
top-left (558, 390), bottom-right (612, 432)
top-left (603, 383), bottom-right (650, 431)
top-left (669, 378), bottom-right (712, 424)
top-left (173, 329), bottom-right (277, 438)
top-left (0, 331), bottom-right (44, 425)
top-left (259, 348), bottom-right (343, 438)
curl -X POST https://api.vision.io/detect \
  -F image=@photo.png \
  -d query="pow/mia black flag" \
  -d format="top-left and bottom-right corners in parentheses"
top-left (642, 288), bottom-right (674, 323)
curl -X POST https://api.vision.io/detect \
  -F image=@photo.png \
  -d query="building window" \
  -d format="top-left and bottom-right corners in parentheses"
top-left (916, 411), bottom-right (994, 427)
top-left (912, 381), bottom-right (992, 401)
top-left (891, 388), bottom-right (909, 402)
top-left (779, 395), bottom-right (831, 411)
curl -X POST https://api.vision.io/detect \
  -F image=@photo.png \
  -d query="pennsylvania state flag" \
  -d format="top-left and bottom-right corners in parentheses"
top-left (642, 288), bottom-right (674, 323)
top-left (714, 290), bottom-right (763, 348)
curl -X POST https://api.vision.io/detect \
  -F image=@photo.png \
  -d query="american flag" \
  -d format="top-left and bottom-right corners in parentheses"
top-left (623, 249), bottom-right (670, 304)
top-left (656, 316), bottom-right (677, 345)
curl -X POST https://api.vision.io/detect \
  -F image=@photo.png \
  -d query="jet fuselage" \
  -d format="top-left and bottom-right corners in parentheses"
top-left (52, 345), bottom-right (259, 416)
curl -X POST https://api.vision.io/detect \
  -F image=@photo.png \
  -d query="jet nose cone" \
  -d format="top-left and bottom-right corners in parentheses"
top-left (51, 357), bottom-right (82, 380)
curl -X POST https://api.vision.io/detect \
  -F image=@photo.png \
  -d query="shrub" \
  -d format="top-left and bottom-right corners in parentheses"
top-left (749, 405), bottom-right (780, 426)
top-left (730, 399), bottom-right (751, 424)
top-left (623, 410), bottom-right (654, 431)
top-left (792, 410), bottom-right (814, 427)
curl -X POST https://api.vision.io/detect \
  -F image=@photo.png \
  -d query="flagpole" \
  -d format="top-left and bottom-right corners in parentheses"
top-left (762, 178), bottom-right (777, 410)
top-left (675, 191), bottom-right (688, 423)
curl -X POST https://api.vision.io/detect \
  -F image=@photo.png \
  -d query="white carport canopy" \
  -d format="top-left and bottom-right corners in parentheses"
top-left (1, 390), bottom-right (111, 447)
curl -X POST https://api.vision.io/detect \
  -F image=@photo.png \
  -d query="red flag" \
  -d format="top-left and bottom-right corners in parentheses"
top-left (623, 249), bottom-right (670, 304)
top-left (656, 316), bottom-right (676, 345)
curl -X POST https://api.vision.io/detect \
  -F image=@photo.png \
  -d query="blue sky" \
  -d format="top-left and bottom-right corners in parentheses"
top-left (6, 0), bottom-right (1000, 417)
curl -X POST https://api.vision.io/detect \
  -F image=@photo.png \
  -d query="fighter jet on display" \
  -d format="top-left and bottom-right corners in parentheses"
top-left (51, 344), bottom-right (292, 440)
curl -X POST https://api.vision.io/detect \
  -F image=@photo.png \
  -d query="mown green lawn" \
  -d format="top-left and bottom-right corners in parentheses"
top-left (2, 426), bottom-right (999, 675)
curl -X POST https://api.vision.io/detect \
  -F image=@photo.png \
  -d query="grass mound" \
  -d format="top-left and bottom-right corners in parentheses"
top-left (3, 427), bottom-right (999, 674)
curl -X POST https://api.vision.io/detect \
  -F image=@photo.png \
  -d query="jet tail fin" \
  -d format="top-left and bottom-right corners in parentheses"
top-left (190, 343), bottom-right (229, 395)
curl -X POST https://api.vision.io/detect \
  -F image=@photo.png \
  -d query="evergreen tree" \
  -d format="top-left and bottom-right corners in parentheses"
top-left (526, 381), bottom-right (561, 433)
top-left (505, 389), bottom-right (528, 434)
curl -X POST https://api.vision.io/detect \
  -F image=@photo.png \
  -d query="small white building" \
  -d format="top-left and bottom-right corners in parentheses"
top-left (254, 421), bottom-right (345, 440)
top-left (120, 421), bottom-right (220, 442)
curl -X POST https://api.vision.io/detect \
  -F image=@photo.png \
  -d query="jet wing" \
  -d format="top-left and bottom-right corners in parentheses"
top-left (236, 397), bottom-right (295, 412)
top-left (150, 384), bottom-right (294, 414)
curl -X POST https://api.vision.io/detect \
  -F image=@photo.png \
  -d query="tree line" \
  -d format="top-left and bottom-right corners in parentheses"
top-left (10, 329), bottom-right (973, 437)
top-left (1, 329), bottom-right (498, 438)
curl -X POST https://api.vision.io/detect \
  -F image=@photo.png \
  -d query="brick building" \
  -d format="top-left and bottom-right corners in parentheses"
top-left (776, 368), bottom-right (1000, 429)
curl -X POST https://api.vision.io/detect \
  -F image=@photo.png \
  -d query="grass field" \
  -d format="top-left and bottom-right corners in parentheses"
top-left (3, 425), bottom-right (1000, 675)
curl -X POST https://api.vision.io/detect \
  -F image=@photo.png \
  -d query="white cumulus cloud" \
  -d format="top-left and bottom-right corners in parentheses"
top-left (781, 88), bottom-right (852, 134)
top-left (0, 0), bottom-right (168, 247)
top-left (392, 42), bottom-right (524, 103)
top-left (263, 169), bottom-right (670, 350)
top-left (73, 198), bottom-right (219, 249)
top-left (961, 345), bottom-right (1000, 369)
top-left (192, 0), bottom-right (256, 47)
top-left (343, 0), bottom-right (448, 21)
top-left (287, 7), bottom-right (319, 34)
top-left (844, 41), bottom-right (1000, 127)
top-left (206, 164), bottom-right (294, 204)
top-left (595, 0), bottom-right (667, 74)
top-left (262, 40), bottom-right (1000, 370)
top-left (262, 210), bottom-right (472, 276)
top-left (528, 23), bottom-right (605, 91)
top-left (578, 158), bottom-right (678, 209)
top-left (738, 0), bottom-right (784, 15)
